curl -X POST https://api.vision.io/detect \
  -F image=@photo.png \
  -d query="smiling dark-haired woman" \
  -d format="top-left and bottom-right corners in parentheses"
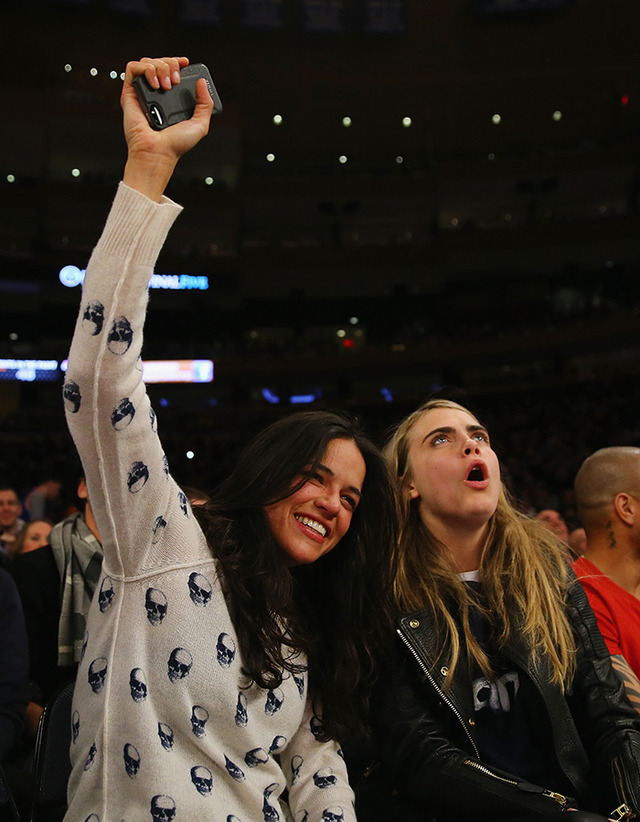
top-left (62, 56), bottom-right (397, 822)
top-left (357, 398), bottom-right (640, 822)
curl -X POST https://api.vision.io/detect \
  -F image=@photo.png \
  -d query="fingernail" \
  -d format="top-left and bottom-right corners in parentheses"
top-left (162, 75), bottom-right (172, 90)
top-left (172, 70), bottom-right (180, 84)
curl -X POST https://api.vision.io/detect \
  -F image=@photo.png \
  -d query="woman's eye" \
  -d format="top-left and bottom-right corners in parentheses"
top-left (341, 494), bottom-right (357, 511)
top-left (432, 434), bottom-right (447, 445)
top-left (473, 432), bottom-right (488, 442)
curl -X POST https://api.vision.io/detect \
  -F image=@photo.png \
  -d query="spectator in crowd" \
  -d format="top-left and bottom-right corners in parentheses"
top-left (24, 479), bottom-right (63, 524)
top-left (59, 56), bottom-right (397, 822)
top-left (8, 520), bottom-right (53, 559)
top-left (11, 477), bottom-right (102, 736)
top-left (535, 508), bottom-right (570, 544)
top-left (573, 446), bottom-right (640, 712)
top-left (568, 526), bottom-right (587, 557)
top-left (0, 568), bottom-right (29, 762)
top-left (359, 398), bottom-right (640, 821)
top-left (0, 486), bottom-right (25, 561)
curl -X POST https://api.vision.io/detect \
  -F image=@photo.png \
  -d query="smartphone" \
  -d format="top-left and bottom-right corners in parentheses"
top-left (133, 63), bottom-right (222, 130)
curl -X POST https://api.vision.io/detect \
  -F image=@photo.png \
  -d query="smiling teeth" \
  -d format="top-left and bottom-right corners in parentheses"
top-left (295, 515), bottom-right (327, 537)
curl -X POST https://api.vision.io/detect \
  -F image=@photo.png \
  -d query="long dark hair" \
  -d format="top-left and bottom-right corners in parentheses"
top-left (194, 409), bottom-right (398, 742)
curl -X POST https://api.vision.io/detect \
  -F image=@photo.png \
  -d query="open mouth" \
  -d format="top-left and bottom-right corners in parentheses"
top-left (294, 514), bottom-right (327, 538)
top-left (466, 464), bottom-right (486, 482)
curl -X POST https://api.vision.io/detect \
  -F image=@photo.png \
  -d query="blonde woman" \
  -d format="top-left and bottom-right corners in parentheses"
top-left (359, 399), bottom-right (640, 822)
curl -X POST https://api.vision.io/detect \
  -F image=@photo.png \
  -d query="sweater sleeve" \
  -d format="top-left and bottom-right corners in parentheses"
top-left (283, 700), bottom-right (356, 822)
top-left (0, 569), bottom-right (29, 760)
top-left (63, 183), bottom-right (184, 579)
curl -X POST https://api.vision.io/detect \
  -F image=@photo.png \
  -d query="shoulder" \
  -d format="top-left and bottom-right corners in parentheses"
top-left (12, 543), bottom-right (56, 569)
top-left (567, 563), bottom-right (597, 608)
top-left (0, 566), bottom-right (18, 596)
top-left (565, 568), bottom-right (614, 660)
top-left (572, 557), bottom-right (617, 603)
top-left (11, 543), bottom-right (57, 572)
top-left (572, 555), bottom-right (601, 578)
top-left (10, 545), bottom-right (60, 590)
top-left (0, 568), bottom-right (25, 628)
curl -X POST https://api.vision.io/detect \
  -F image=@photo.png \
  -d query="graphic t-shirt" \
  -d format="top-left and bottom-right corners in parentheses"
top-left (463, 572), bottom-right (563, 789)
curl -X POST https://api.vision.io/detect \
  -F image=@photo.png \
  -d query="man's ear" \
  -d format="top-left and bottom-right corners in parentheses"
top-left (614, 492), bottom-right (635, 526)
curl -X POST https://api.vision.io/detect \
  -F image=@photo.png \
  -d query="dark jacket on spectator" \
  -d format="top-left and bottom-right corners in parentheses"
top-left (359, 576), bottom-right (640, 821)
top-left (10, 546), bottom-right (72, 705)
top-left (0, 568), bottom-right (29, 760)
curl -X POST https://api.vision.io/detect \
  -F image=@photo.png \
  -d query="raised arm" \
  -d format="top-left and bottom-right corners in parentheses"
top-left (63, 58), bottom-right (214, 579)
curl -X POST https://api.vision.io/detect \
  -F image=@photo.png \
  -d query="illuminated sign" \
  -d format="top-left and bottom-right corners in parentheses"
top-left (142, 360), bottom-right (214, 384)
top-left (149, 274), bottom-right (209, 290)
top-left (59, 265), bottom-right (209, 291)
top-left (0, 359), bottom-right (60, 382)
top-left (61, 358), bottom-right (213, 384)
top-left (2, 358), bottom-right (213, 384)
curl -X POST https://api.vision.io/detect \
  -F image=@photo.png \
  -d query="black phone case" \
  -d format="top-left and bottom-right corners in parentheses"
top-left (133, 63), bottom-right (222, 130)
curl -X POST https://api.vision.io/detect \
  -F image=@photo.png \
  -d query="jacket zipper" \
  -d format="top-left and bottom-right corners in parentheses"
top-left (397, 627), bottom-right (480, 758)
top-left (398, 626), bottom-right (570, 811)
top-left (463, 759), bottom-right (568, 809)
top-left (612, 757), bottom-right (636, 820)
top-left (463, 758), bottom-right (518, 786)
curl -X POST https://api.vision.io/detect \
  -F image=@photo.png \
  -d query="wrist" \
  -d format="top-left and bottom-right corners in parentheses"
top-left (123, 152), bottom-right (178, 202)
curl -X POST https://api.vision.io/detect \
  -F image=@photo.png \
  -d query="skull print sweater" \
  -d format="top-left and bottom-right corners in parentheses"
top-left (63, 183), bottom-right (356, 822)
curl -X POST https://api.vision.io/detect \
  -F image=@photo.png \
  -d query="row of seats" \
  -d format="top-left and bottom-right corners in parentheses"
top-left (0, 681), bottom-right (73, 822)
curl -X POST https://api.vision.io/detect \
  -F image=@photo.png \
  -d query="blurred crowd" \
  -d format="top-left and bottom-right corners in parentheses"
top-left (2, 374), bottom-right (639, 546)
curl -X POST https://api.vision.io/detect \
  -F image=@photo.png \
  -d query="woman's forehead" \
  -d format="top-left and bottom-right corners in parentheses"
top-left (412, 405), bottom-right (481, 436)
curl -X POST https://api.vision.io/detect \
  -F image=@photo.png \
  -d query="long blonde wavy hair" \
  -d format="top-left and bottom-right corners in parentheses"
top-left (386, 398), bottom-right (576, 689)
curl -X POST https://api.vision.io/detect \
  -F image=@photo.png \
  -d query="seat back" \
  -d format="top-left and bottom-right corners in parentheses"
top-left (30, 681), bottom-right (75, 822)
top-left (0, 762), bottom-right (21, 822)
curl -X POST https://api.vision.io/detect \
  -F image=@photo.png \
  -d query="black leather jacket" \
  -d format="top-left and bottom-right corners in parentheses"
top-left (362, 576), bottom-right (640, 822)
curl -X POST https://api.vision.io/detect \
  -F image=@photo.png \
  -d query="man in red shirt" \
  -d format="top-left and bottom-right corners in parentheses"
top-left (573, 446), bottom-right (640, 712)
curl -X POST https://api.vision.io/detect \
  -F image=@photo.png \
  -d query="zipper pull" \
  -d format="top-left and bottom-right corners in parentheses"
top-left (610, 804), bottom-right (636, 821)
top-left (540, 790), bottom-right (569, 809)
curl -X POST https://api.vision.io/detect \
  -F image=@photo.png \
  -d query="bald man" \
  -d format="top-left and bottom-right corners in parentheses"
top-left (573, 446), bottom-right (640, 712)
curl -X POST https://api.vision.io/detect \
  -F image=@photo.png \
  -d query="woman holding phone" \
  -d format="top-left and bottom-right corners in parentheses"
top-left (63, 56), bottom-right (397, 822)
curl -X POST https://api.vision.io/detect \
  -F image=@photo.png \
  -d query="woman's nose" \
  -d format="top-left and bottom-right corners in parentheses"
top-left (316, 490), bottom-right (340, 516)
top-left (464, 441), bottom-right (480, 456)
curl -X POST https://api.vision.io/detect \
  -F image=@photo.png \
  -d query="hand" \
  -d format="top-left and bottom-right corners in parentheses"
top-left (121, 57), bottom-right (214, 201)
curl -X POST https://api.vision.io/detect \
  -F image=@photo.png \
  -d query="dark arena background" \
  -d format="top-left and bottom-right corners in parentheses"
top-left (1, 0), bottom-right (639, 527)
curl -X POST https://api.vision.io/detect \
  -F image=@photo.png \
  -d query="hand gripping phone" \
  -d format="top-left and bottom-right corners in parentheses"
top-left (133, 63), bottom-right (222, 130)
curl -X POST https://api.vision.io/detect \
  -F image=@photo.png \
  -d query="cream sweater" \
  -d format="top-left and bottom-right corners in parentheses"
top-left (63, 183), bottom-right (356, 822)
